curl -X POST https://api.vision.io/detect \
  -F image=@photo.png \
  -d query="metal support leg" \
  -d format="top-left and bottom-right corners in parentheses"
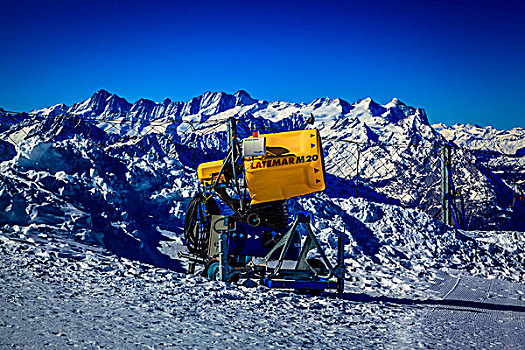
top-left (260, 212), bottom-right (343, 292)
top-left (303, 222), bottom-right (335, 278)
top-left (295, 234), bottom-right (316, 271)
top-left (263, 216), bottom-right (300, 264)
top-left (218, 232), bottom-right (228, 282)
top-left (269, 218), bottom-right (300, 277)
top-left (188, 263), bottom-right (195, 274)
top-left (336, 229), bottom-right (345, 294)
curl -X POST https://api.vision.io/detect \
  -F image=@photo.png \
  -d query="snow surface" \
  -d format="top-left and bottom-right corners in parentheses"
top-left (1, 227), bottom-right (524, 349)
top-left (1, 90), bottom-right (525, 348)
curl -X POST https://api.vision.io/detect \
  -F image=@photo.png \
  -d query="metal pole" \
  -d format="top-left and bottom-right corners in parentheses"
top-left (441, 146), bottom-right (446, 224)
top-left (441, 145), bottom-right (452, 225)
top-left (227, 117), bottom-right (244, 212)
top-left (485, 185), bottom-right (490, 231)
top-left (512, 178), bottom-right (516, 208)
top-left (337, 228), bottom-right (345, 294)
top-left (218, 232), bottom-right (228, 282)
top-left (355, 144), bottom-right (361, 198)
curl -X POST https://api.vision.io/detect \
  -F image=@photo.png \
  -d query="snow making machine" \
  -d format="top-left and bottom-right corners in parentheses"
top-left (181, 117), bottom-right (345, 294)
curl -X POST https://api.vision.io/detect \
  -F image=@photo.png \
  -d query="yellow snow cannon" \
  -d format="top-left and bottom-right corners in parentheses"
top-left (197, 129), bottom-right (326, 204)
top-left (184, 118), bottom-right (344, 294)
top-left (243, 129), bottom-right (326, 204)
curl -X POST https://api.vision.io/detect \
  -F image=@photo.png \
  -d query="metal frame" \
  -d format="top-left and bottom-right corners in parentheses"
top-left (441, 145), bottom-right (464, 229)
top-left (211, 212), bottom-right (345, 293)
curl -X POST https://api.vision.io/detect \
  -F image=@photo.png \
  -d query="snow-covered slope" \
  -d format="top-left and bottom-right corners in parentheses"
top-left (3, 229), bottom-right (524, 349)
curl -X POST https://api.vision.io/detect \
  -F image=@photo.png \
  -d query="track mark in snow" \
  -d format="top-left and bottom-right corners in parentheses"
top-left (442, 276), bottom-right (461, 300)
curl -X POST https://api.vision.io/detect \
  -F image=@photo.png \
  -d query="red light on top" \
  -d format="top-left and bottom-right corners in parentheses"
top-left (252, 131), bottom-right (259, 138)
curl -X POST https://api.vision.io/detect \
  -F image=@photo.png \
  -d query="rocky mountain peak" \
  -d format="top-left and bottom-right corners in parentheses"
top-left (353, 97), bottom-right (387, 117)
top-left (91, 89), bottom-right (111, 101)
top-left (234, 90), bottom-right (256, 106)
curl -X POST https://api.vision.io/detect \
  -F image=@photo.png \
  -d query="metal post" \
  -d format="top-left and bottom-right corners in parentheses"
top-left (188, 263), bottom-right (195, 274)
top-left (337, 228), bottom-right (345, 294)
top-left (218, 232), bottom-right (228, 282)
top-left (512, 178), bottom-right (516, 208)
top-left (227, 117), bottom-right (244, 212)
top-left (485, 186), bottom-right (490, 231)
top-left (355, 144), bottom-right (361, 198)
top-left (227, 117), bottom-right (236, 151)
top-left (441, 145), bottom-right (452, 225)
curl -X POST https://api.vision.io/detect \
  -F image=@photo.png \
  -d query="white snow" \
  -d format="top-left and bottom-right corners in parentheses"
top-left (1, 227), bottom-right (524, 348)
top-left (433, 123), bottom-right (525, 155)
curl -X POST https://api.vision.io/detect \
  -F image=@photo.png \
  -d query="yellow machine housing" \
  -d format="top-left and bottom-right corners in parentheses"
top-left (245, 129), bottom-right (325, 204)
top-left (197, 159), bottom-right (226, 186)
top-left (197, 129), bottom-right (326, 205)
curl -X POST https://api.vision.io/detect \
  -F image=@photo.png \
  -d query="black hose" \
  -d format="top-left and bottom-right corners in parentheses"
top-left (184, 193), bottom-right (220, 258)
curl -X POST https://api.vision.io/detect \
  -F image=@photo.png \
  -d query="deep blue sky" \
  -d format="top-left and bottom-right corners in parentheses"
top-left (1, 0), bottom-right (523, 129)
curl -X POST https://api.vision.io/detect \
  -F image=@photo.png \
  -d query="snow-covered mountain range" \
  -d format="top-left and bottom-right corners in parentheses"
top-left (1, 90), bottom-right (524, 286)
top-left (30, 89), bottom-right (433, 140)
top-left (433, 123), bottom-right (525, 155)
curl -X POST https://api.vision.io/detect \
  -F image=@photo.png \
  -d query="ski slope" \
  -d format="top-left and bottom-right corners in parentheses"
top-left (1, 229), bottom-right (524, 349)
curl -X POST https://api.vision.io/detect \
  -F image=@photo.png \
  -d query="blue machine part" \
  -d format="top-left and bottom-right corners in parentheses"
top-left (227, 222), bottom-right (300, 260)
top-left (206, 261), bottom-right (220, 280)
top-left (260, 277), bottom-right (337, 290)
